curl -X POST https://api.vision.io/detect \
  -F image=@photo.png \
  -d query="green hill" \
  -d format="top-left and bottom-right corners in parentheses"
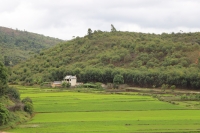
top-left (0, 26), bottom-right (63, 66)
top-left (10, 30), bottom-right (200, 89)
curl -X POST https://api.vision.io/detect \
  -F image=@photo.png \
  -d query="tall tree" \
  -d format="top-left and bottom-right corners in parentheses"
top-left (87, 28), bottom-right (92, 39)
top-left (111, 24), bottom-right (117, 32)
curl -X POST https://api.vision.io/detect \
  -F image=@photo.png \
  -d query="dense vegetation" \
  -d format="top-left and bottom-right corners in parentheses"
top-left (0, 62), bottom-right (8, 96)
top-left (0, 62), bottom-right (33, 128)
top-left (0, 26), bottom-right (63, 66)
top-left (10, 30), bottom-right (200, 89)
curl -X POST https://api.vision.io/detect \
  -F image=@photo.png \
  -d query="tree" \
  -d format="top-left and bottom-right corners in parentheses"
top-left (113, 74), bottom-right (124, 89)
top-left (111, 24), bottom-right (117, 32)
top-left (87, 28), bottom-right (92, 39)
top-left (0, 62), bottom-right (8, 96)
top-left (170, 85), bottom-right (176, 92)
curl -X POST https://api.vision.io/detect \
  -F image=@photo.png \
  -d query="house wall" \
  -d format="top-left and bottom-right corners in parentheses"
top-left (70, 79), bottom-right (77, 86)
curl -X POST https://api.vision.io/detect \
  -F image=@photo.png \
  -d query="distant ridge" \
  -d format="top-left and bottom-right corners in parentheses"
top-left (0, 26), bottom-right (63, 66)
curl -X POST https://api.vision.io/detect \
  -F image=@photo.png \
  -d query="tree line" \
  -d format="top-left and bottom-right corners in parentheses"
top-left (45, 66), bottom-right (200, 89)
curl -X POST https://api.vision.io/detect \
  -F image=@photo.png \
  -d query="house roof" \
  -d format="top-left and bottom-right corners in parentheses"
top-left (64, 75), bottom-right (77, 79)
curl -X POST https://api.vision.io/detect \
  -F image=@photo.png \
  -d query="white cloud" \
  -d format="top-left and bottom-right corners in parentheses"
top-left (0, 0), bottom-right (200, 40)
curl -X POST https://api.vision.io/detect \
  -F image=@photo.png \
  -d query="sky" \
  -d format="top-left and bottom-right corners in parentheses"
top-left (0, 0), bottom-right (200, 40)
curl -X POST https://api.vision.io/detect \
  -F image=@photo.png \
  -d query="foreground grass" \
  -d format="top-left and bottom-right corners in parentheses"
top-left (10, 110), bottom-right (200, 133)
top-left (5, 86), bottom-right (200, 133)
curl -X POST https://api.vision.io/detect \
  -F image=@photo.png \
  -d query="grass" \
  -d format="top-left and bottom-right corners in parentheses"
top-left (10, 111), bottom-right (200, 133)
top-left (20, 91), bottom-right (184, 112)
top-left (4, 86), bottom-right (200, 133)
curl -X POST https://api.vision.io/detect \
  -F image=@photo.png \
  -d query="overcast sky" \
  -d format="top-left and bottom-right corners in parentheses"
top-left (0, 0), bottom-right (200, 40)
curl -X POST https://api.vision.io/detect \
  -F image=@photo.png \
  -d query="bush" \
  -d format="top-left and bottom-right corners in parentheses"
top-left (95, 82), bottom-right (103, 89)
top-left (181, 94), bottom-right (188, 100)
top-left (22, 97), bottom-right (33, 104)
top-left (24, 102), bottom-right (34, 114)
top-left (62, 82), bottom-right (67, 88)
top-left (62, 82), bottom-right (71, 88)
top-left (5, 87), bottom-right (20, 100)
top-left (22, 97), bottom-right (34, 114)
top-left (7, 103), bottom-right (24, 112)
top-left (170, 85), bottom-right (176, 92)
top-left (0, 103), bottom-right (10, 125)
top-left (161, 84), bottom-right (169, 92)
top-left (66, 82), bottom-right (71, 88)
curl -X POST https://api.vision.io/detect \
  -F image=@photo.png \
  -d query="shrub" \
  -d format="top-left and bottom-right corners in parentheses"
top-left (22, 97), bottom-right (33, 104)
top-left (95, 82), bottom-right (103, 89)
top-left (170, 85), bottom-right (176, 92)
top-left (7, 103), bottom-right (24, 112)
top-left (161, 84), bottom-right (169, 92)
top-left (5, 87), bottom-right (20, 100)
top-left (66, 82), bottom-right (71, 88)
top-left (62, 82), bottom-right (66, 88)
top-left (22, 97), bottom-right (34, 114)
top-left (195, 94), bottom-right (200, 100)
top-left (0, 103), bottom-right (10, 125)
top-left (62, 82), bottom-right (71, 88)
top-left (181, 94), bottom-right (188, 100)
top-left (24, 102), bottom-right (34, 114)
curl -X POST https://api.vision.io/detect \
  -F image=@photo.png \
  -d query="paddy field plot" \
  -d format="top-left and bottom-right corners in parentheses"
top-left (6, 87), bottom-right (200, 133)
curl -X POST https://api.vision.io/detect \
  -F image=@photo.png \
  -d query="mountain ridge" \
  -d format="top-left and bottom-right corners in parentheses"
top-left (0, 26), bottom-right (63, 66)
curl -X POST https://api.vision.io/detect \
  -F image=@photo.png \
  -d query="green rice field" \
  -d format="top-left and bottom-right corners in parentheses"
top-left (6, 86), bottom-right (200, 133)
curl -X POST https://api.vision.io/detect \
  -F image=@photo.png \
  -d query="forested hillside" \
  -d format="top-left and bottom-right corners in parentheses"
top-left (0, 26), bottom-right (63, 66)
top-left (10, 30), bottom-right (200, 89)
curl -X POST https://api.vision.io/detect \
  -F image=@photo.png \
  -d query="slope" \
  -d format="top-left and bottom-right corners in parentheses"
top-left (0, 26), bottom-right (63, 66)
top-left (10, 31), bottom-right (200, 89)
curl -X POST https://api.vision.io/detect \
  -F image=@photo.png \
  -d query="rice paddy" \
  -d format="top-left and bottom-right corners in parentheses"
top-left (6, 86), bottom-right (200, 133)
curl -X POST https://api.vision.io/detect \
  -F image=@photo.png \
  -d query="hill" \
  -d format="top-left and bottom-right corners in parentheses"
top-left (0, 26), bottom-right (63, 66)
top-left (10, 30), bottom-right (200, 89)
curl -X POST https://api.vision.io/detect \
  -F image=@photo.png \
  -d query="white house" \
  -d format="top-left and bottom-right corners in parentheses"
top-left (63, 75), bottom-right (77, 86)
